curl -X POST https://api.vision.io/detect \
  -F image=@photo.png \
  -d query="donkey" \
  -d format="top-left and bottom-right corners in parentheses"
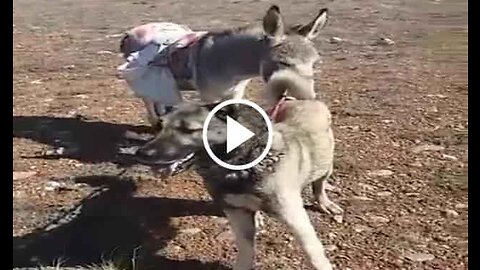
top-left (119, 5), bottom-right (329, 128)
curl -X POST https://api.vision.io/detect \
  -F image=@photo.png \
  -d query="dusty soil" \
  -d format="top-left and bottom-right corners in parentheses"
top-left (13, 0), bottom-right (467, 269)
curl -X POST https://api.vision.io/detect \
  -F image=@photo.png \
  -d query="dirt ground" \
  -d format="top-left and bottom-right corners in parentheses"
top-left (13, 0), bottom-right (468, 269)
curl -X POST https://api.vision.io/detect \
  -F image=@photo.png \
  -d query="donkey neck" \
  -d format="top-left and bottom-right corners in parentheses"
top-left (198, 33), bottom-right (271, 78)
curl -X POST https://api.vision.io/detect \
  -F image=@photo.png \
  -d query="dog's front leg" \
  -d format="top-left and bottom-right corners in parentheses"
top-left (276, 191), bottom-right (333, 270)
top-left (224, 208), bottom-right (256, 270)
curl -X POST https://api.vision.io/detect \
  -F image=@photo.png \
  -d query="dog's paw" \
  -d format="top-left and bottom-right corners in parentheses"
top-left (318, 200), bottom-right (344, 216)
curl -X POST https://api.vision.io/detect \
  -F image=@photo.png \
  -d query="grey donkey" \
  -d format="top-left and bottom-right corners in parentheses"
top-left (119, 5), bottom-right (329, 129)
top-left (135, 99), bottom-right (343, 270)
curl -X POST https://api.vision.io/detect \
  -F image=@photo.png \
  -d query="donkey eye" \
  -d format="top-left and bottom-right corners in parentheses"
top-left (178, 121), bottom-right (201, 134)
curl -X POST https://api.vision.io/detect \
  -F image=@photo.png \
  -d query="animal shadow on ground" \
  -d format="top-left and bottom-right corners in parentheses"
top-left (13, 115), bottom-right (153, 164)
top-left (13, 175), bottom-right (228, 270)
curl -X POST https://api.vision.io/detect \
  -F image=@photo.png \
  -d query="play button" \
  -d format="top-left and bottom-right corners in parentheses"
top-left (202, 99), bottom-right (273, 170)
top-left (226, 116), bottom-right (255, 153)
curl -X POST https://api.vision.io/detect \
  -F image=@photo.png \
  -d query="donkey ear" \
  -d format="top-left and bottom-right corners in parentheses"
top-left (293, 8), bottom-right (328, 40)
top-left (262, 5), bottom-right (285, 37)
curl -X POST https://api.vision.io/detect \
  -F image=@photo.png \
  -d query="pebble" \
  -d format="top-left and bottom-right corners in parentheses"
top-left (442, 154), bottom-right (458, 161)
top-left (333, 215), bottom-right (343, 224)
top-left (351, 196), bottom-right (374, 201)
top-left (455, 203), bottom-right (468, 210)
top-left (353, 224), bottom-right (371, 233)
top-left (330, 37), bottom-right (343, 44)
top-left (44, 181), bottom-right (65, 192)
top-left (358, 183), bottom-right (376, 191)
top-left (442, 209), bottom-right (459, 218)
top-left (13, 171), bottom-right (37, 180)
top-left (368, 169), bottom-right (394, 177)
top-left (30, 79), bottom-right (43, 84)
top-left (179, 228), bottom-right (202, 235)
top-left (376, 37), bottom-right (395, 46)
top-left (404, 252), bottom-right (435, 262)
top-left (325, 244), bottom-right (337, 252)
top-left (369, 216), bottom-right (390, 224)
top-left (411, 144), bottom-right (445, 153)
top-left (97, 50), bottom-right (114, 55)
top-left (74, 94), bottom-right (89, 99)
top-left (376, 191), bottom-right (392, 197)
top-left (212, 217), bottom-right (229, 226)
top-left (216, 229), bottom-right (235, 242)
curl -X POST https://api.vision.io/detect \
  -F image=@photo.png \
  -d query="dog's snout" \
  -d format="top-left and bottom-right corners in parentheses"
top-left (136, 147), bottom-right (158, 160)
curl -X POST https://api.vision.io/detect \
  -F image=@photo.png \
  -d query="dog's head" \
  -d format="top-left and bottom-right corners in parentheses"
top-left (135, 102), bottom-right (236, 165)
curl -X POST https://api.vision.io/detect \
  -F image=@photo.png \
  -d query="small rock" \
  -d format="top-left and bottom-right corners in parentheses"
top-left (455, 203), bottom-right (468, 210)
top-left (216, 229), bottom-right (235, 242)
top-left (97, 50), bottom-right (114, 55)
top-left (442, 209), bottom-right (459, 218)
top-left (427, 106), bottom-right (438, 113)
top-left (410, 161), bottom-right (423, 167)
top-left (13, 171), bottom-right (37, 180)
top-left (376, 191), bottom-right (392, 197)
top-left (44, 181), bottom-right (66, 192)
top-left (330, 37), bottom-right (343, 44)
top-left (441, 154), bottom-right (458, 161)
top-left (74, 94), bottom-right (89, 99)
top-left (325, 244), bottom-right (337, 252)
top-left (171, 245), bottom-right (183, 252)
top-left (411, 144), bottom-right (445, 153)
top-left (353, 224), bottom-right (371, 233)
top-left (426, 94), bottom-right (447, 99)
top-left (405, 252), bottom-right (435, 262)
top-left (105, 33), bottom-right (124, 38)
top-left (63, 64), bottom-right (75, 69)
top-left (376, 37), bottom-right (395, 46)
top-left (382, 119), bottom-right (394, 124)
top-left (333, 215), bottom-right (343, 224)
top-left (351, 196), bottom-right (374, 201)
top-left (67, 110), bottom-right (78, 117)
top-left (358, 183), bottom-right (376, 191)
top-left (180, 228), bottom-right (202, 235)
top-left (30, 79), bottom-right (43, 84)
top-left (213, 217), bottom-right (229, 226)
top-left (369, 216), bottom-right (390, 223)
top-left (368, 169), bottom-right (394, 177)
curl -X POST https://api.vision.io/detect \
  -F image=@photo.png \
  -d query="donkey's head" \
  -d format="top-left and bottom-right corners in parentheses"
top-left (261, 5), bottom-right (329, 105)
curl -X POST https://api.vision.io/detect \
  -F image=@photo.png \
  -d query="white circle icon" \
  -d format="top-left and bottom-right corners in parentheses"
top-left (202, 99), bottom-right (273, 170)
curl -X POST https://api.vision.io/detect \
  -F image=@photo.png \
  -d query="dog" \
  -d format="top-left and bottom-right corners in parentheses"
top-left (135, 99), bottom-right (343, 270)
top-left (118, 5), bottom-right (329, 128)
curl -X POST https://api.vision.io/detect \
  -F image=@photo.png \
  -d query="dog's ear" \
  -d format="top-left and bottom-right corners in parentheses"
top-left (290, 8), bottom-right (328, 40)
top-left (263, 5), bottom-right (285, 38)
